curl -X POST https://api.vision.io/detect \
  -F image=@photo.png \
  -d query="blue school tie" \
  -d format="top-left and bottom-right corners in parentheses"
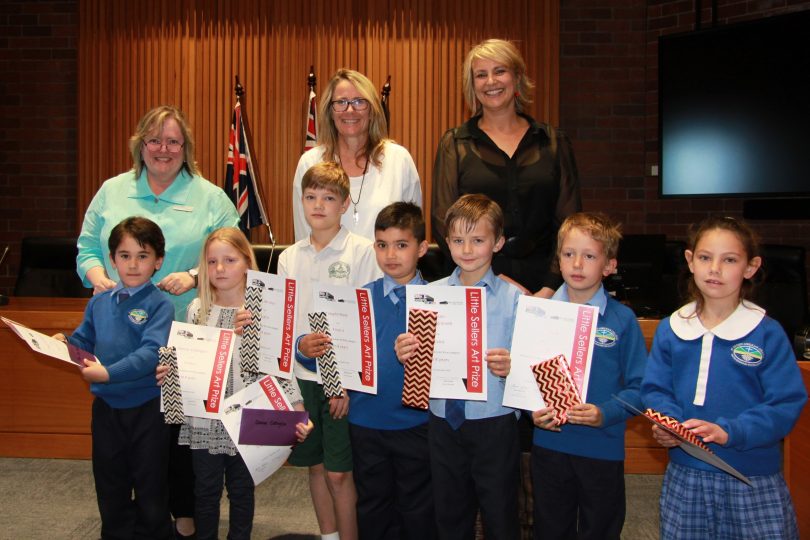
top-left (445, 398), bottom-right (466, 430)
top-left (393, 286), bottom-right (407, 313)
top-left (118, 291), bottom-right (130, 304)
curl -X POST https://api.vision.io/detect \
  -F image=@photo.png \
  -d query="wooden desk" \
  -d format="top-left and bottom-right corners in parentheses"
top-left (0, 297), bottom-right (92, 458)
top-left (786, 362), bottom-right (810, 538)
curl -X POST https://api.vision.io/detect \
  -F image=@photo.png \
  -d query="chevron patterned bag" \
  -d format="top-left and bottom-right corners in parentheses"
top-left (531, 354), bottom-right (582, 425)
top-left (308, 312), bottom-right (344, 398)
top-left (159, 346), bottom-right (185, 424)
top-left (402, 308), bottom-right (438, 410)
top-left (239, 285), bottom-right (263, 380)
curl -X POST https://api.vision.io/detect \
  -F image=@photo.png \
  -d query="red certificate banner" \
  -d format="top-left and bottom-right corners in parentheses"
top-left (568, 305), bottom-right (595, 396)
top-left (356, 288), bottom-right (375, 387)
top-left (206, 330), bottom-right (233, 413)
top-left (279, 279), bottom-right (297, 373)
top-left (259, 375), bottom-right (291, 411)
top-left (465, 288), bottom-right (484, 394)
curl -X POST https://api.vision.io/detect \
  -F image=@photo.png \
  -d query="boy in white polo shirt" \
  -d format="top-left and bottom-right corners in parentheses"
top-left (277, 161), bottom-right (381, 540)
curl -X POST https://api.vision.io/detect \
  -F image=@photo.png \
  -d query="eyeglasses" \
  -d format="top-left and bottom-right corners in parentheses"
top-left (143, 138), bottom-right (184, 153)
top-left (330, 98), bottom-right (370, 112)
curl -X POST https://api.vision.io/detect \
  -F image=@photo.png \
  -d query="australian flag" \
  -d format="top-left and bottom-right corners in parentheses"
top-left (225, 101), bottom-right (268, 234)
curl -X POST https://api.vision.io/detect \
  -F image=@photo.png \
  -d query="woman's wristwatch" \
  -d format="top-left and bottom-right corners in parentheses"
top-left (188, 268), bottom-right (199, 288)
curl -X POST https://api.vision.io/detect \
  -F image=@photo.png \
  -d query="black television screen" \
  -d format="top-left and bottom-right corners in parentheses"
top-left (659, 11), bottom-right (810, 198)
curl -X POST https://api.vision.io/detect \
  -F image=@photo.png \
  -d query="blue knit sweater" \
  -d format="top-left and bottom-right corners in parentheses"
top-left (533, 292), bottom-right (647, 461)
top-left (68, 284), bottom-right (174, 408)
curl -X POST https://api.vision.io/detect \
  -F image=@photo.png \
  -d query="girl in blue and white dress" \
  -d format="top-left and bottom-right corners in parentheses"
top-left (641, 216), bottom-right (807, 540)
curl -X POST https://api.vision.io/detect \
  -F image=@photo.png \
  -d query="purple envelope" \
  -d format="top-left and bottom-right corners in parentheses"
top-left (238, 408), bottom-right (309, 446)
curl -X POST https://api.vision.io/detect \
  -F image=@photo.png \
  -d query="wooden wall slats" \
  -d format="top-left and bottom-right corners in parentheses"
top-left (78, 0), bottom-right (558, 244)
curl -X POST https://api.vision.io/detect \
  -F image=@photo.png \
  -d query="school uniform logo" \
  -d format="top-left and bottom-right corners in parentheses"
top-left (731, 343), bottom-right (764, 366)
top-left (128, 309), bottom-right (148, 325)
top-left (328, 261), bottom-right (350, 279)
top-left (594, 327), bottom-right (618, 348)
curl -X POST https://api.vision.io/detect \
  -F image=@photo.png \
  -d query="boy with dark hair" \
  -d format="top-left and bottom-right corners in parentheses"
top-left (278, 161), bottom-right (381, 540)
top-left (531, 212), bottom-right (646, 539)
top-left (349, 201), bottom-right (436, 539)
top-left (56, 216), bottom-right (174, 539)
top-left (396, 193), bottom-right (522, 539)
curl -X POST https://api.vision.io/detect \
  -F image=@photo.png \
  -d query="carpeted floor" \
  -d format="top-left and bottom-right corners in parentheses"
top-left (0, 457), bottom-right (661, 539)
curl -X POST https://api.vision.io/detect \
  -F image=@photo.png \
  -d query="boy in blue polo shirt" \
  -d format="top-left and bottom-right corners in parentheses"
top-left (56, 216), bottom-right (175, 539)
top-left (396, 194), bottom-right (522, 539)
top-left (531, 212), bottom-right (646, 540)
top-left (349, 201), bottom-right (436, 539)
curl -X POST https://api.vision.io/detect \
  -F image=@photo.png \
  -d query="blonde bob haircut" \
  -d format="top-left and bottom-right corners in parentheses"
top-left (193, 227), bottom-right (258, 322)
top-left (317, 68), bottom-right (390, 169)
top-left (445, 193), bottom-right (505, 242)
top-left (556, 212), bottom-right (623, 261)
top-left (462, 39), bottom-right (535, 116)
top-left (128, 105), bottom-right (199, 179)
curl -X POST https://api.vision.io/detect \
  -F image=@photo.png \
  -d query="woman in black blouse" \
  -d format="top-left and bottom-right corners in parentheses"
top-left (432, 38), bottom-right (581, 296)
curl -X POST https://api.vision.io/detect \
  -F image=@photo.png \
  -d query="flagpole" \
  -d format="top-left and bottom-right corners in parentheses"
top-left (233, 75), bottom-right (276, 267)
top-left (381, 75), bottom-right (391, 134)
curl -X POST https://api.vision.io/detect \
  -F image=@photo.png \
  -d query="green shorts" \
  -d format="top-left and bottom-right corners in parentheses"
top-left (288, 378), bottom-right (353, 472)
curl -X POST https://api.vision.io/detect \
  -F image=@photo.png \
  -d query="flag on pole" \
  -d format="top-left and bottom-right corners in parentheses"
top-left (381, 75), bottom-right (391, 132)
top-left (225, 101), bottom-right (269, 234)
top-left (304, 88), bottom-right (317, 152)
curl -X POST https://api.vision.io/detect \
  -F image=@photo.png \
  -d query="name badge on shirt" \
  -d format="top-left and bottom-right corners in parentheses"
top-left (172, 205), bottom-right (194, 212)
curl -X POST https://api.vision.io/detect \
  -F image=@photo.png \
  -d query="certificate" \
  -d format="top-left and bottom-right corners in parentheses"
top-left (2, 316), bottom-right (99, 367)
top-left (503, 296), bottom-right (598, 411)
top-left (245, 270), bottom-right (297, 379)
top-left (312, 283), bottom-right (377, 394)
top-left (167, 321), bottom-right (235, 420)
top-left (221, 375), bottom-right (298, 485)
top-left (405, 284), bottom-right (487, 401)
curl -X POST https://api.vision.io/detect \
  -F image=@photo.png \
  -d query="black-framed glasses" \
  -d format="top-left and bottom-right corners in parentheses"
top-left (143, 138), bottom-right (184, 153)
top-left (330, 98), bottom-right (370, 112)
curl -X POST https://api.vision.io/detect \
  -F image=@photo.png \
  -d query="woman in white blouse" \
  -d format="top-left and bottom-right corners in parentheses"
top-left (292, 68), bottom-right (422, 241)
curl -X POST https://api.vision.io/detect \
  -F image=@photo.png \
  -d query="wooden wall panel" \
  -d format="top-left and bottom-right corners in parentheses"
top-left (78, 0), bottom-right (558, 244)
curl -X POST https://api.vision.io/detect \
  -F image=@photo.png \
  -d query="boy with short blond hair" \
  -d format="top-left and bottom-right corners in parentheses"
top-left (531, 212), bottom-right (646, 540)
top-left (397, 193), bottom-right (522, 539)
top-left (277, 161), bottom-right (381, 540)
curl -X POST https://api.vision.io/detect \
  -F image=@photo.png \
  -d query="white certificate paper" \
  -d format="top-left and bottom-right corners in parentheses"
top-left (405, 284), bottom-right (487, 401)
top-left (2, 316), bottom-right (100, 367)
top-left (312, 283), bottom-right (377, 394)
top-left (167, 321), bottom-right (235, 420)
top-left (503, 296), bottom-right (598, 411)
top-left (221, 375), bottom-right (295, 485)
top-left (246, 270), bottom-right (297, 379)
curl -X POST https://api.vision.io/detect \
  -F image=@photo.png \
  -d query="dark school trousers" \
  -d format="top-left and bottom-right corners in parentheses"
top-left (429, 412), bottom-right (520, 540)
top-left (168, 423), bottom-right (195, 519)
top-left (531, 445), bottom-right (625, 540)
top-left (92, 396), bottom-right (173, 540)
top-left (349, 422), bottom-right (437, 540)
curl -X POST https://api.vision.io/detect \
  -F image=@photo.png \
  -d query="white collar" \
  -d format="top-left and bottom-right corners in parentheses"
top-left (669, 300), bottom-right (766, 341)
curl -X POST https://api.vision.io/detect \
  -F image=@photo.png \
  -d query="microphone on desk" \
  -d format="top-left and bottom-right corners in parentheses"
top-left (0, 246), bottom-right (9, 306)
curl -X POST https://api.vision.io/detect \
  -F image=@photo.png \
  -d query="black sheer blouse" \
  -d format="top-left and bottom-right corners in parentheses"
top-left (431, 114), bottom-right (581, 292)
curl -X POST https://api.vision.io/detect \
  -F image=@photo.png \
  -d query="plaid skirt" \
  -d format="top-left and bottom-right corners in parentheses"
top-left (660, 462), bottom-right (799, 540)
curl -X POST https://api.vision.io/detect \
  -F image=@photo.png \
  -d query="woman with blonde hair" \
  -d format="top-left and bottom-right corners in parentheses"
top-left (292, 68), bottom-right (422, 241)
top-left (432, 38), bottom-right (581, 297)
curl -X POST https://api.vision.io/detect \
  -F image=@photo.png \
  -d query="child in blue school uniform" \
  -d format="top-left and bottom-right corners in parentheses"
top-left (396, 194), bottom-right (522, 540)
top-left (348, 201), bottom-right (437, 539)
top-left (56, 216), bottom-right (175, 539)
top-left (641, 216), bottom-right (807, 539)
top-left (531, 212), bottom-right (647, 540)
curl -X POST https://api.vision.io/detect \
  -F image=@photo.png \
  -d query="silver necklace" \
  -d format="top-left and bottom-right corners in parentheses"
top-left (348, 159), bottom-right (369, 225)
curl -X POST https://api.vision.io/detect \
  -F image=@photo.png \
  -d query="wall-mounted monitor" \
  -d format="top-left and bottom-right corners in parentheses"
top-left (659, 10), bottom-right (810, 198)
